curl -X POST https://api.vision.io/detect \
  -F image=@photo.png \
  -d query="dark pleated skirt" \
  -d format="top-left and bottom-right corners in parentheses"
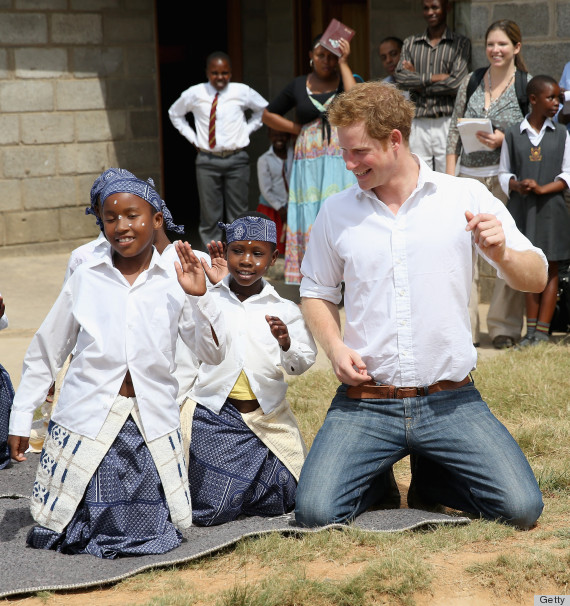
top-left (508, 192), bottom-right (570, 261)
top-left (189, 402), bottom-right (297, 526)
top-left (27, 416), bottom-right (182, 559)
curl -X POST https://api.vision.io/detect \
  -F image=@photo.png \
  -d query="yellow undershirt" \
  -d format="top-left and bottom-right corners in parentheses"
top-left (228, 369), bottom-right (257, 400)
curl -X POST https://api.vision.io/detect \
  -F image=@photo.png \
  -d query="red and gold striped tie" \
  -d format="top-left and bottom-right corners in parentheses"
top-left (208, 92), bottom-right (219, 149)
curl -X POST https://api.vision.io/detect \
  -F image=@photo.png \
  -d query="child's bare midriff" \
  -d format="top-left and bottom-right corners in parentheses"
top-left (119, 370), bottom-right (136, 397)
top-left (227, 397), bottom-right (260, 413)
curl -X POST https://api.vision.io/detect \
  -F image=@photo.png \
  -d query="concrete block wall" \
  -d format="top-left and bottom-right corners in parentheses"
top-left (0, 0), bottom-right (161, 256)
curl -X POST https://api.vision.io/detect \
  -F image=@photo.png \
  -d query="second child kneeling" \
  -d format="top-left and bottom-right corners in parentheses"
top-left (181, 213), bottom-right (317, 525)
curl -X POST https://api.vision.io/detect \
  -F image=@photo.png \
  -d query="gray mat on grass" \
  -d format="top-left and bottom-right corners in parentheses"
top-left (0, 454), bottom-right (470, 599)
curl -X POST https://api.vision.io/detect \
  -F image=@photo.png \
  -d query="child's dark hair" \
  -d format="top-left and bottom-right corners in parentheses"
top-left (379, 36), bottom-right (404, 49)
top-left (206, 51), bottom-right (231, 68)
top-left (527, 75), bottom-right (558, 98)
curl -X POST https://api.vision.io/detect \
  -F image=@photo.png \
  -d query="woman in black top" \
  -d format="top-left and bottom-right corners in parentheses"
top-left (262, 36), bottom-right (357, 284)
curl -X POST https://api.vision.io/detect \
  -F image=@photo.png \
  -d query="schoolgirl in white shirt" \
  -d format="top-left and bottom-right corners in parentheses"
top-left (8, 170), bottom-right (226, 558)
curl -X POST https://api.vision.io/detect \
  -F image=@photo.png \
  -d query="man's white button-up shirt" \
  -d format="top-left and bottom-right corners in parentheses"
top-left (300, 158), bottom-right (546, 387)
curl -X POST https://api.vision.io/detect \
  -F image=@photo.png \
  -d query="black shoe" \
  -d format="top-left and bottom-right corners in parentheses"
top-left (492, 335), bottom-right (515, 349)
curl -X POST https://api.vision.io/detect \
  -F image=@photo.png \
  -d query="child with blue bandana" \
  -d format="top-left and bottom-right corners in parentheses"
top-left (181, 212), bottom-right (317, 526)
top-left (27, 169), bottom-right (219, 454)
top-left (7, 169), bottom-right (227, 558)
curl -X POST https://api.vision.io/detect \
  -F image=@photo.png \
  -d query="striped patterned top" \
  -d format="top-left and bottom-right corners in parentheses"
top-left (394, 27), bottom-right (471, 119)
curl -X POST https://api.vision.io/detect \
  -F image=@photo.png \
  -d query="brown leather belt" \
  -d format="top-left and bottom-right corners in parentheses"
top-left (346, 376), bottom-right (471, 400)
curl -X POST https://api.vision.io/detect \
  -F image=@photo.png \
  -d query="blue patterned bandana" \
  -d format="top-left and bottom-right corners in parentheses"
top-left (218, 216), bottom-right (277, 244)
top-left (86, 168), bottom-right (184, 235)
top-left (86, 168), bottom-right (135, 229)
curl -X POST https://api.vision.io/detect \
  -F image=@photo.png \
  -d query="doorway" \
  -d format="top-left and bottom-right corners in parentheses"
top-left (155, 2), bottom-right (230, 245)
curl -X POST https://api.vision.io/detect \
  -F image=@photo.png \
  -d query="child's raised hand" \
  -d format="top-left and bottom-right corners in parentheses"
top-left (265, 315), bottom-right (291, 351)
top-left (203, 240), bottom-right (228, 284)
top-left (175, 241), bottom-right (207, 296)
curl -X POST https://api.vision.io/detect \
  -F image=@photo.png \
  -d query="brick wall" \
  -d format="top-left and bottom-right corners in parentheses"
top-left (0, 0), bottom-right (160, 256)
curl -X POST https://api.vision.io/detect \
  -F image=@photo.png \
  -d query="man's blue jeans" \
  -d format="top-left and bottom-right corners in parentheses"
top-left (295, 382), bottom-right (543, 529)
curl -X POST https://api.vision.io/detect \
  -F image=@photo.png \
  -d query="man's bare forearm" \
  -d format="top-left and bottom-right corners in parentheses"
top-left (301, 297), bottom-right (343, 360)
top-left (498, 249), bottom-right (547, 293)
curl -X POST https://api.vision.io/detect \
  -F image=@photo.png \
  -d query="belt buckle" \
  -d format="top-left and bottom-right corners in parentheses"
top-left (394, 386), bottom-right (422, 398)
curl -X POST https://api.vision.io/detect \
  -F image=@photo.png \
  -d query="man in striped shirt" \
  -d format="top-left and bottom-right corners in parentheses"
top-left (394, 0), bottom-right (471, 172)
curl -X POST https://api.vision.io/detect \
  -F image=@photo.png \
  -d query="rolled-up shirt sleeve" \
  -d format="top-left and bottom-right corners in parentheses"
top-left (300, 207), bottom-right (344, 305)
top-left (472, 183), bottom-right (547, 279)
top-left (245, 87), bottom-right (269, 136)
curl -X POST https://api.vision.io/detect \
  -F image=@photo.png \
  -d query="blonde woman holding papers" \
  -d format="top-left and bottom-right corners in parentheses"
top-left (446, 20), bottom-right (530, 349)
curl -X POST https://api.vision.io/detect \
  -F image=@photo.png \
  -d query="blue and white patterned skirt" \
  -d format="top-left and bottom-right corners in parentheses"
top-left (28, 416), bottom-right (183, 558)
top-left (189, 402), bottom-right (297, 526)
top-left (0, 364), bottom-right (14, 469)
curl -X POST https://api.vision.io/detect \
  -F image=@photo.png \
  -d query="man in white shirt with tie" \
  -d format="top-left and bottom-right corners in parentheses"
top-left (295, 81), bottom-right (547, 530)
top-left (169, 52), bottom-right (268, 248)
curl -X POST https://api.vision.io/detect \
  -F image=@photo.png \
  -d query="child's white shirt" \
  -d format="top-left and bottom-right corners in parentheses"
top-left (9, 247), bottom-right (226, 441)
top-left (189, 275), bottom-right (317, 415)
top-left (161, 242), bottom-right (212, 404)
top-left (499, 115), bottom-right (570, 196)
top-left (63, 232), bottom-right (110, 284)
top-left (63, 238), bottom-right (212, 404)
top-left (257, 145), bottom-right (293, 210)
